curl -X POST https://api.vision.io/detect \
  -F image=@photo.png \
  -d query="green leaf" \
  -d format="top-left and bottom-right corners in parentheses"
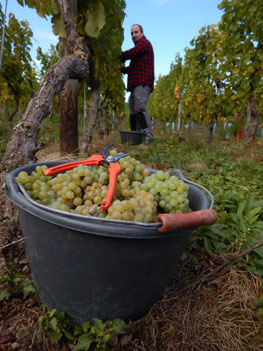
top-left (237, 199), bottom-right (246, 218)
top-left (49, 317), bottom-right (58, 331)
top-left (254, 246), bottom-right (263, 259)
top-left (38, 315), bottom-right (44, 329)
top-left (85, 2), bottom-right (105, 38)
top-left (217, 243), bottom-right (229, 249)
top-left (22, 281), bottom-right (36, 297)
top-left (248, 207), bottom-right (261, 223)
top-left (64, 330), bottom-right (75, 341)
top-left (92, 318), bottom-right (105, 334)
top-left (204, 236), bottom-right (213, 255)
top-left (103, 333), bottom-right (112, 343)
top-left (111, 318), bottom-right (129, 332)
top-left (51, 329), bottom-right (63, 344)
top-left (52, 15), bottom-right (66, 38)
top-left (73, 334), bottom-right (93, 351)
top-left (254, 259), bottom-right (263, 267)
top-left (255, 221), bottom-right (263, 229)
top-left (13, 273), bottom-right (24, 284)
top-left (0, 289), bottom-right (10, 302)
top-left (49, 309), bottom-right (57, 318)
top-left (82, 321), bottom-right (91, 333)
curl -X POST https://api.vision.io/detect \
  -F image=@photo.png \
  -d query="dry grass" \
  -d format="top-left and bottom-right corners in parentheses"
top-left (115, 264), bottom-right (263, 351)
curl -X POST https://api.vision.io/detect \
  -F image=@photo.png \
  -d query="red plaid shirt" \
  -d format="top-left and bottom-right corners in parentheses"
top-left (120, 36), bottom-right (154, 92)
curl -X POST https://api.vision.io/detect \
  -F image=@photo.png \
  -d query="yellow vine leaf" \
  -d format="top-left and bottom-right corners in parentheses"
top-left (74, 50), bottom-right (83, 57)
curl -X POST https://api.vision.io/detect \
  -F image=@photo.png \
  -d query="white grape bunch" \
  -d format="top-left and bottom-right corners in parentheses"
top-left (15, 151), bottom-right (189, 223)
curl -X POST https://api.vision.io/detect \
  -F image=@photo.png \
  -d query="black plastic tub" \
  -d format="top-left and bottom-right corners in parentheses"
top-left (4, 161), bottom-right (213, 325)
top-left (120, 130), bottom-right (144, 145)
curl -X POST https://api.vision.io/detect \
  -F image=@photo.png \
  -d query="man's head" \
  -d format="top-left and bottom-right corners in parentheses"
top-left (131, 24), bottom-right (144, 43)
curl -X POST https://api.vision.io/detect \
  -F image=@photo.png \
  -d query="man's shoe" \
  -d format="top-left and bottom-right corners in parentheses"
top-left (143, 136), bottom-right (154, 145)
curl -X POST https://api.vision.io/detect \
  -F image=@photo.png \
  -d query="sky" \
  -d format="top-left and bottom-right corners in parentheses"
top-left (1, 0), bottom-right (223, 79)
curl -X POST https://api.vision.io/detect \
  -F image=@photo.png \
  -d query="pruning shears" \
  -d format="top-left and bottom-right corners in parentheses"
top-left (44, 144), bottom-right (132, 210)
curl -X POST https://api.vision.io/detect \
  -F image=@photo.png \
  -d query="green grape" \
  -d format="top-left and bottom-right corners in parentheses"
top-left (82, 207), bottom-right (92, 216)
top-left (66, 191), bottom-right (75, 200)
top-left (134, 213), bottom-right (144, 222)
top-left (16, 171), bottom-right (30, 184)
top-left (111, 211), bottom-right (122, 220)
top-left (24, 182), bottom-right (33, 190)
top-left (42, 198), bottom-right (51, 205)
top-left (47, 190), bottom-right (56, 199)
top-left (31, 171), bottom-right (41, 180)
top-left (122, 210), bottom-right (132, 221)
top-left (38, 190), bottom-right (48, 200)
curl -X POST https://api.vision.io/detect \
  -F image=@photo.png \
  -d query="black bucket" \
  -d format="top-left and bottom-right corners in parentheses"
top-left (119, 130), bottom-right (144, 145)
top-left (4, 161), bottom-right (214, 325)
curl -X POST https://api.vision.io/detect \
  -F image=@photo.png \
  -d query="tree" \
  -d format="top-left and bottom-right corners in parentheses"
top-left (1, 0), bottom-right (88, 172)
top-left (181, 24), bottom-right (226, 142)
top-left (148, 54), bottom-right (183, 128)
top-left (36, 44), bottom-right (59, 77)
top-left (0, 6), bottom-right (36, 126)
top-left (218, 0), bottom-right (263, 143)
top-left (1, 0), bottom-right (126, 172)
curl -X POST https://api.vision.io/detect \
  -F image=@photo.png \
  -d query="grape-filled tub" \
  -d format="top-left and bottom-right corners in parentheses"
top-left (4, 161), bottom-right (216, 325)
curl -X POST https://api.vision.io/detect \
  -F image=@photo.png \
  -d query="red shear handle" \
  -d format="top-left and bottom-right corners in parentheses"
top-left (101, 163), bottom-right (121, 210)
top-left (155, 209), bottom-right (217, 233)
top-left (44, 155), bottom-right (104, 176)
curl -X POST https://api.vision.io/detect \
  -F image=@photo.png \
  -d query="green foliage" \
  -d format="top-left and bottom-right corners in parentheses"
top-left (81, 0), bottom-right (126, 118)
top-left (73, 318), bottom-right (128, 351)
top-left (38, 307), bottom-right (129, 349)
top-left (0, 5), bottom-right (37, 112)
top-left (148, 54), bottom-right (183, 124)
top-left (218, 0), bottom-right (263, 113)
top-left (0, 267), bottom-right (36, 301)
top-left (18, 0), bottom-right (127, 125)
top-left (38, 308), bottom-right (73, 344)
top-left (131, 133), bottom-right (263, 281)
top-left (17, 0), bottom-right (56, 18)
top-left (147, 0), bottom-right (263, 130)
top-left (36, 44), bottom-right (59, 77)
top-left (38, 111), bottom-right (60, 146)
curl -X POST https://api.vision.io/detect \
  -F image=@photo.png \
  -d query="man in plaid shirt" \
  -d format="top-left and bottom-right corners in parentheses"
top-left (120, 24), bottom-right (154, 144)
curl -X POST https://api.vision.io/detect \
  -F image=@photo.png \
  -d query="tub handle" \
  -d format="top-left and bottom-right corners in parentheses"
top-left (155, 209), bottom-right (217, 233)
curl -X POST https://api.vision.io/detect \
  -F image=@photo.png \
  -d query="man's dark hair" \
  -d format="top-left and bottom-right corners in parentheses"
top-left (132, 24), bottom-right (144, 33)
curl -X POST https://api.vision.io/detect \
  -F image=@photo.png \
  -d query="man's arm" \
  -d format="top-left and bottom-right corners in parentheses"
top-left (120, 66), bottom-right (129, 74)
top-left (120, 39), bottom-right (149, 62)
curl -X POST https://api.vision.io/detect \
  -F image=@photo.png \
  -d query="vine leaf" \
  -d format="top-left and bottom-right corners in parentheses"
top-left (85, 2), bottom-right (105, 38)
top-left (52, 14), bottom-right (66, 38)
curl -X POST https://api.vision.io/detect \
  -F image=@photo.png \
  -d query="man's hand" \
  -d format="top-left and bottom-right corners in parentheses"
top-left (119, 52), bottom-right (125, 63)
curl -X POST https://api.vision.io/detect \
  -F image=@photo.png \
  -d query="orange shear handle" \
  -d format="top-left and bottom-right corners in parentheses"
top-left (155, 209), bottom-right (217, 232)
top-left (44, 155), bottom-right (105, 176)
top-left (101, 163), bottom-right (121, 210)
